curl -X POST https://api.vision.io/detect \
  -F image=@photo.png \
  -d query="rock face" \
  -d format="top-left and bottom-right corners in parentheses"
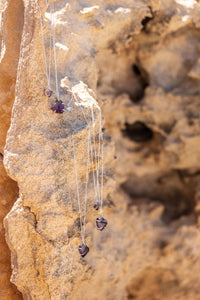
top-left (0, 161), bottom-right (21, 300)
top-left (0, 0), bottom-right (23, 298)
top-left (2, 0), bottom-right (200, 299)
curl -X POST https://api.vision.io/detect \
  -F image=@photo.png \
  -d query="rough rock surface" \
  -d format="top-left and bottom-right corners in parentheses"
top-left (2, 0), bottom-right (200, 299)
top-left (0, 0), bottom-right (23, 298)
top-left (0, 161), bottom-right (21, 300)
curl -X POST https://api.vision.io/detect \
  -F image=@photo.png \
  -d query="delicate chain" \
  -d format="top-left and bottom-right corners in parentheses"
top-left (70, 90), bottom-right (105, 238)
top-left (71, 91), bottom-right (100, 205)
top-left (72, 127), bottom-right (90, 243)
top-left (99, 110), bottom-right (104, 216)
top-left (48, 4), bottom-right (52, 88)
top-left (71, 90), bottom-right (104, 215)
top-left (72, 135), bottom-right (84, 243)
top-left (88, 130), bottom-right (99, 203)
top-left (95, 106), bottom-right (104, 216)
top-left (91, 104), bottom-right (101, 203)
top-left (70, 90), bottom-right (90, 243)
top-left (52, 2), bottom-right (59, 99)
top-left (34, 0), bottom-right (50, 88)
top-left (83, 127), bottom-right (90, 238)
top-left (34, 0), bottom-right (60, 97)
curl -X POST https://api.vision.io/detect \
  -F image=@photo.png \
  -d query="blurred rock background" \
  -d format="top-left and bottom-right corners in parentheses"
top-left (1, 0), bottom-right (200, 299)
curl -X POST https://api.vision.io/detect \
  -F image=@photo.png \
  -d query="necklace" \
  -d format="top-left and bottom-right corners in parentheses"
top-left (71, 91), bottom-right (108, 245)
top-left (34, 0), bottom-right (64, 112)
top-left (34, 0), bottom-right (108, 257)
top-left (72, 128), bottom-right (90, 257)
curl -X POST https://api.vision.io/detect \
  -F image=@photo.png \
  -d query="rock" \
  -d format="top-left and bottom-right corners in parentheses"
top-left (2, 0), bottom-right (200, 299)
top-left (0, 0), bottom-right (23, 298)
top-left (0, 160), bottom-right (22, 300)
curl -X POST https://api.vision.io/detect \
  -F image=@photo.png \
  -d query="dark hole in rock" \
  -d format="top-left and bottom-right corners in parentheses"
top-left (122, 121), bottom-right (153, 142)
top-left (141, 16), bottom-right (153, 28)
top-left (141, 9), bottom-right (154, 34)
top-left (187, 118), bottom-right (194, 126)
top-left (121, 171), bottom-right (196, 225)
top-left (161, 194), bottom-right (194, 224)
top-left (159, 240), bottom-right (168, 250)
top-left (132, 64), bottom-right (141, 76)
top-left (131, 64), bottom-right (149, 102)
top-left (127, 267), bottom-right (180, 299)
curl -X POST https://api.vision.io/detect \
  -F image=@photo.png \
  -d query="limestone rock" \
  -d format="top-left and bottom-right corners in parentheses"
top-left (2, 0), bottom-right (200, 299)
top-left (0, 0), bottom-right (23, 298)
top-left (0, 160), bottom-right (22, 300)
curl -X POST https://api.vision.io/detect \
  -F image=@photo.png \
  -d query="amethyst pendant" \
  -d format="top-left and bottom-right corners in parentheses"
top-left (44, 88), bottom-right (53, 97)
top-left (51, 100), bottom-right (65, 114)
top-left (78, 243), bottom-right (89, 257)
top-left (96, 217), bottom-right (108, 231)
top-left (93, 200), bottom-right (100, 210)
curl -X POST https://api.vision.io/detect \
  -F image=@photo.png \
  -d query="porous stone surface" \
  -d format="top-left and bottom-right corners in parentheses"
top-left (2, 0), bottom-right (200, 299)
top-left (0, 160), bottom-right (21, 300)
top-left (0, 0), bottom-right (23, 298)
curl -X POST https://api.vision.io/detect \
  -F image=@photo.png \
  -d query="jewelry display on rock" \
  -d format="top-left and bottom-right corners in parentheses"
top-left (34, 0), bottom-right (108, 257)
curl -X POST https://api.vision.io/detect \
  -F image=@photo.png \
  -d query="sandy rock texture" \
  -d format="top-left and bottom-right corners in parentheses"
top-left (0, 0), bottom-right (23, 298)
top-left (2, 0), bottom-right (200, 299)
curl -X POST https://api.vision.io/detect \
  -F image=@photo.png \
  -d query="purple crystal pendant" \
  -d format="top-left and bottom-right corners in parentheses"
top-left (96, 217), bottom-right (108, 231)
top-left (78, 243), bottom-right (89, 257)
top-left (51, 100), bottom-right (65, 114)
top-left (93, 200), bottom-right (100, 210)
top-left (44, 88), bottom-right (53, 97)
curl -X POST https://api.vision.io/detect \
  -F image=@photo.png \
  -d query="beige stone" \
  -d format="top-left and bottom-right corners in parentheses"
top-left (0, 0), bottom-right (23, 298)
top-left (0, 160), bottom-right (21, 300)
top-left (2, 0), bottom-right (200, 299)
